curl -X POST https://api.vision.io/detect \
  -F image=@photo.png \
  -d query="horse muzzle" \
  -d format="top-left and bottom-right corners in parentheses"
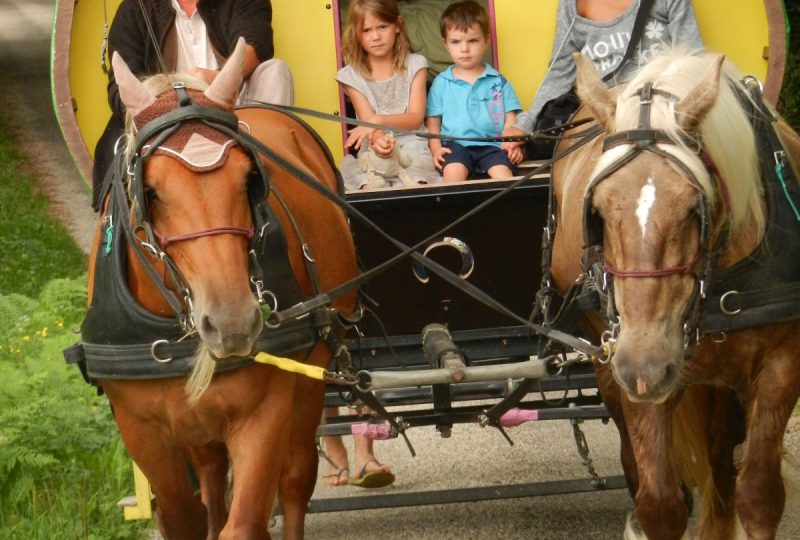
top-left (196, 300), bottom-right (263, 360)
top-left (610, 331), bottom-right (684, 403)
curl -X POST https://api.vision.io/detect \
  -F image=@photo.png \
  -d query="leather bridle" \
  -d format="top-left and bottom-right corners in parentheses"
top-left (581, 82), bottom-right (729, 353)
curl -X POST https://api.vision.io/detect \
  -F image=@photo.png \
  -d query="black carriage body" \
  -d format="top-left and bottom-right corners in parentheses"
top-left (327, 176), bottom-right (604, 416)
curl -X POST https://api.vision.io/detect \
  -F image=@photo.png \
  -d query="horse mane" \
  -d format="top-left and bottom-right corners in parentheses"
top-left (601, 48), bottom-right (765, 241)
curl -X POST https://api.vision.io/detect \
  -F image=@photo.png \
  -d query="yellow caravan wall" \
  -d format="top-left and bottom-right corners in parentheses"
top-left (68, 1), bottom-right (775, 163)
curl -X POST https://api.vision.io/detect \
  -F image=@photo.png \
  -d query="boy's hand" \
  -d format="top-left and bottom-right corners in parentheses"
top-left (431, 146), bottom-right (451, 171)
top-left (345, 126), bottom-right (375, 151)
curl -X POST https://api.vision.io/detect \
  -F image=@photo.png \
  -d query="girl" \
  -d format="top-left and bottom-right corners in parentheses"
top-left (337, 0), bottom-right (437, 190)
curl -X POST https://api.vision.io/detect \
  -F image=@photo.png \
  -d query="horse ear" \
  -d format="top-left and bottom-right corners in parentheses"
top-left (574, 52), bottom-right (615, 129)
top-left (204, 37), bottom-right (246, 108)
top-left (112, 52), bottom-right (155, 117)
top-left (674, 53), bottom-right (725, 133)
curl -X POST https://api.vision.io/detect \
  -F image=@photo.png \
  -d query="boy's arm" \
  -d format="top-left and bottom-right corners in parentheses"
top-left (425, 116), bottom-right (449, 171)
top-left (502, 111), bottom-right (524, 165)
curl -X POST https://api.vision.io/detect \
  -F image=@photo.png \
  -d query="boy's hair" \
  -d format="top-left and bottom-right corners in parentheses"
top-left (439, 0), bottom-right (490, 39)
top-left (341, 0), bottom-right (412, 79)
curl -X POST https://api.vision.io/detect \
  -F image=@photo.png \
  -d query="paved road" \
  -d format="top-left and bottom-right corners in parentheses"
top-left (3, 1), bottom-right (798, 538)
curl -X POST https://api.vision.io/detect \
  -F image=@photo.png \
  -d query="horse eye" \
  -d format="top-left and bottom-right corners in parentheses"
top-left (144, 188), bottom-right (159, 203)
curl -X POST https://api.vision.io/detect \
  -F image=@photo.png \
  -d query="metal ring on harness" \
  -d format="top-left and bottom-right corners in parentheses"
top-left (719, 290), bottom-right (741, 315)
top-left (412, 237), bottom-right (475, 284)
top-left (151, 339), bottom-right (174, 363)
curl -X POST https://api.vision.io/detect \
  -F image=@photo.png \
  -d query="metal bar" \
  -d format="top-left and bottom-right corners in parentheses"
top-left (316, 402), bottom-right (608, 437)
top-left (358, 358), bottom-right (548, 391)
top-left (306, 475), bottom-right (628, 513)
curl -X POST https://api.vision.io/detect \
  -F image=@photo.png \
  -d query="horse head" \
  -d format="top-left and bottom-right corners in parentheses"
top-left (113, 39), bottom-right (263, 363)
top-left (573, 50), bottom-right (763, 402)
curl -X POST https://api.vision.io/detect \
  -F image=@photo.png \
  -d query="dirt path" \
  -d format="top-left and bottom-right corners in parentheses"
top-left (0, 0), bottom-right (95, 255)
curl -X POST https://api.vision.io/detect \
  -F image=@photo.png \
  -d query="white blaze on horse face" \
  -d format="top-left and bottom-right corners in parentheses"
top-left (635, 178), bottom-right (656, 239)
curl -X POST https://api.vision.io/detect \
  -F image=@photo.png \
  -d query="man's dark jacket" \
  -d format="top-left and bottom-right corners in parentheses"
top-left (93, 0), bottom-right (274, 209)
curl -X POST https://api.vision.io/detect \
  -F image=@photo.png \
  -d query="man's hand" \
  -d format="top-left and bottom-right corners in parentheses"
top-left (188, 67), bottom-right (218, 85)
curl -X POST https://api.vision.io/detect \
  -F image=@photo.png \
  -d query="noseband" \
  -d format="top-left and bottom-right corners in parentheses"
top-left (582, 82), bottom-right (727, 354)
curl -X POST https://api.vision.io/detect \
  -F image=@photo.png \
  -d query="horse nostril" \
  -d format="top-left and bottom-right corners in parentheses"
top-left (663, 363), bottom-right (678, 385)
top-left (200, 314), bottom-right (220, 344)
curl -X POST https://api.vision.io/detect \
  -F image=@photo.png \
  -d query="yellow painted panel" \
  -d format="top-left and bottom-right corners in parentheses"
top-left (494, 0), bottom-right (560, 115)
top-left (693, 0), bottom-right (770, 81)
top-left (64, 0), bottom-right (775, 162)
top-left (272, 0), bottom-right (344, 158)
top-left (69, 0), bottom-right (123, 158)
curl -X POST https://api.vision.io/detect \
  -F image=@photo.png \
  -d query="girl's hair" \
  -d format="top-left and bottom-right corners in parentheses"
top-left (341, 0), bottom-right (412, 79)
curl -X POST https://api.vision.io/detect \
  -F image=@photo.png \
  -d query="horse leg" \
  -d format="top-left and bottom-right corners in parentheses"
top-left (188, 443), bottom-right (230, 538)
top-left (279, 376), bottom-right (327, 540)
top-left (595, 361), bottom-right (639, 499)
top-left (623, 396), bottom-right (689, 540)
top-left (735, 350), bottom-right (800, 539)
top-left (696, 388), bottom-right (744, 540)
top-left (221, 368), bottom-right (297, 540)
top-left (112, 411), bottom-right (207, 539)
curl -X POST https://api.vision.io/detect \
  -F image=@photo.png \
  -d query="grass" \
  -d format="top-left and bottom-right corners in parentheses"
top-left (0, 128), bottom-right (86, 297)
top-left (0, 121), bottom-right (147, 539)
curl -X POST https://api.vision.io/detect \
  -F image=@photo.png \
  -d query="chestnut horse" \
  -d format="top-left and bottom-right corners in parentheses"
top-left (549, 49), bottom-right (800, 539)
top-left (82, 41), bottom-right (358, 539)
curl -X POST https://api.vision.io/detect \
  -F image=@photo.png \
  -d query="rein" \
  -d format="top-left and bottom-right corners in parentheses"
top-left (124, 90), bottom-right (608, 359)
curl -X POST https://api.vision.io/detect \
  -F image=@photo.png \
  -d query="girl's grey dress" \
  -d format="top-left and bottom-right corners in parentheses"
top-left (337, 53), bottom-right (438, 190)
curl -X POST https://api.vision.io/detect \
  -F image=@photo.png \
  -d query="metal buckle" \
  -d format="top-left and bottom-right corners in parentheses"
top-left (151, 339), bottom-right (173, 363)
top-left (719, 290), bottom-right (741, 315)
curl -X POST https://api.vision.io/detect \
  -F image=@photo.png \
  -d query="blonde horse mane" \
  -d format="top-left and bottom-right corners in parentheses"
top-left (592, 48), bottom-right (765, 241)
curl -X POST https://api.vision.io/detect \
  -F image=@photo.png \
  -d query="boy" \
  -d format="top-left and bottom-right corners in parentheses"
top-left (426, 0), bottom-right (523, 182)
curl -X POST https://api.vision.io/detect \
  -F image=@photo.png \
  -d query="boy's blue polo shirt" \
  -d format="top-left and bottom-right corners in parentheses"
top-left (426, 64), bottom-right (522, 148)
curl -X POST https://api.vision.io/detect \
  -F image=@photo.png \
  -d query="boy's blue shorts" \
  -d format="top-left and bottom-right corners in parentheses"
top-left (442, 142), bottom-right (514, 176)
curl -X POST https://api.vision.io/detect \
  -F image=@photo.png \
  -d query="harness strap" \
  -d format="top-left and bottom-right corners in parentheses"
top-left (228, 110), bottom-right (605, 357)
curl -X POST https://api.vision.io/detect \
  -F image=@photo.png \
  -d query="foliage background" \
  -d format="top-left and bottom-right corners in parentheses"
top-left (779, 2), bottom-right (799, 129)
top-left (0, 126), bottom-right (145, 538)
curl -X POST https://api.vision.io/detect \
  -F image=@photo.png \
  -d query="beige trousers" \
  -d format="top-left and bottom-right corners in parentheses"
top-left (237, 58), bottom-right (294, 106)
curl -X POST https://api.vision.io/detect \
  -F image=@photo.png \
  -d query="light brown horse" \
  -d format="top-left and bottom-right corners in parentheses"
top-left (550, 49), bottom-right (800, 539)
top-left (85, 41), bottom-right (358, 539)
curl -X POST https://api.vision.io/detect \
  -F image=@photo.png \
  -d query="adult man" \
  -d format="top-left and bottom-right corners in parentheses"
top-left (92, 0), bottom-right (293, 209)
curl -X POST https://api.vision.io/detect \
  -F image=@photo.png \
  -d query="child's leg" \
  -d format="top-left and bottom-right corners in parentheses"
top-left (478, 146), bottom-right (515, 180)
top-left (486, 164), bottom-right (514, 179)
top-left (321, 407), bottom-right (350, 486)
top-left (441, 142), bottom-right (472, 182)
top-left (442, 162), bottom-right (470, 182)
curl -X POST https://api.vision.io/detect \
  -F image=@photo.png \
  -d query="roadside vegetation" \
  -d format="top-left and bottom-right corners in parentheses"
top-left (0, 125), bottom-right (146, 539)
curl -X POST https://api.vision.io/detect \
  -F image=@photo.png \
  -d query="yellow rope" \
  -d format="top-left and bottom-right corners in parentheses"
top-left (254, 352), bottom-right (326, 380)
